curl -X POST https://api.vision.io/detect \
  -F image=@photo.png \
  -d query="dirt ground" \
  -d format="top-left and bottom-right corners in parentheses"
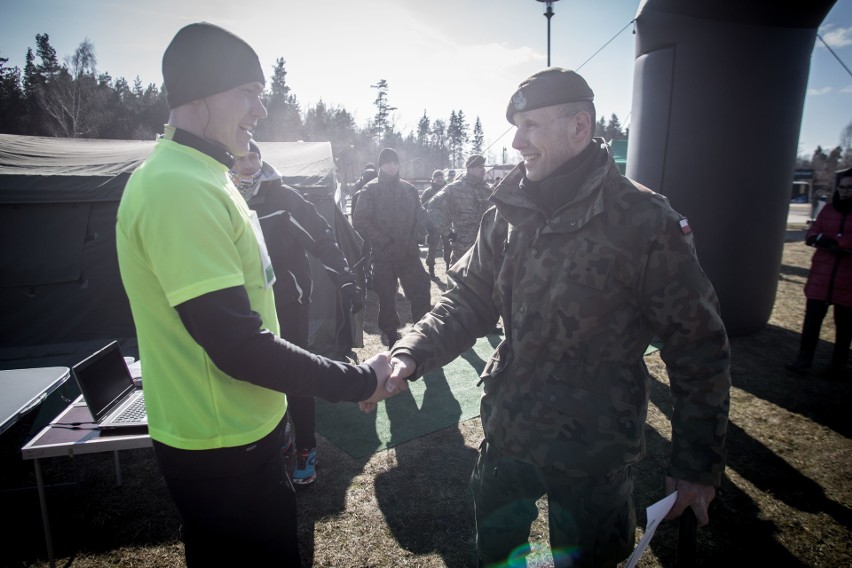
top-left (3, 235), bottom-right (851, 568)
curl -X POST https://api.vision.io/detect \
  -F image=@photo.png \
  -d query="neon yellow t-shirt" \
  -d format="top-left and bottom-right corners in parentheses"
top-left (116, 130), bottom-right (286, 450)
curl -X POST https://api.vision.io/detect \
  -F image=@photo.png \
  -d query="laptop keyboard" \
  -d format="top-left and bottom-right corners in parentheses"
top-left (114, 394), bottom-right (146, 423)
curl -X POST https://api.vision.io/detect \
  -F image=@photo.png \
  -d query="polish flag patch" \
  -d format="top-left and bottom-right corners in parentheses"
top-left (679, 218), bottom-right (692, 235)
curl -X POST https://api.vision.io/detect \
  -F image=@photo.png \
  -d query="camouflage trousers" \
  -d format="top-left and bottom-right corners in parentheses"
top-left (371, 257), bottom-right (432, 335)
top-left (470, 440), bottom-right (635, 568)
top-left (425, 231), bottom-right (451, 269)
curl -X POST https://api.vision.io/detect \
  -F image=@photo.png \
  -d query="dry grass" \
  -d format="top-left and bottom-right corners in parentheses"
top-left (3, 235), bottom-right (851, 567)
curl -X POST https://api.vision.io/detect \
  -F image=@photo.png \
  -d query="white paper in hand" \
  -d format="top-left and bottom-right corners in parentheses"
top-left (624, 491), bottom-right (678, 568)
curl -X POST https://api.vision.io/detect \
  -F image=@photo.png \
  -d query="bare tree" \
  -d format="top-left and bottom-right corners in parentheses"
top-left (38, 38), bottom-right (102, 137)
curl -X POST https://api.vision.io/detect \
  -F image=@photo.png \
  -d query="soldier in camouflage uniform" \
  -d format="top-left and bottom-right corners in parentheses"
top-left (421, 169), bottom-right (447, 277)
top-left (384, 68), bottom-right (731, 567)
top-left (353, 148), bottom-right (432, 347)
top-left (427, 154), bottom-right (493, 266)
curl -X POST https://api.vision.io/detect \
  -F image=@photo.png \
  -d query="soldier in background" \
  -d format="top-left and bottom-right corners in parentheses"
top-left (349, 163), bottom-right (378, 288)
top-left (420, 169), bottom-right (447, 277)
top-left (352, 147), bottom-right (432, 347)
top-left (384, 68), bottom-right (731, 567)
top-left (349, 163), bottom-right (377, 222)
top-left (426, 154), bottom-right (492, 265)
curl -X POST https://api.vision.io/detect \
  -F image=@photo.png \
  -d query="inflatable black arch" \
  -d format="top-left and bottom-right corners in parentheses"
top-left (628, 0), bottom-right (837, 335)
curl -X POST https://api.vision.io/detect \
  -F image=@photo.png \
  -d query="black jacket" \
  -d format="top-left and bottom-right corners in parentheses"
top-left (248, 177), bottom-right (356, 308)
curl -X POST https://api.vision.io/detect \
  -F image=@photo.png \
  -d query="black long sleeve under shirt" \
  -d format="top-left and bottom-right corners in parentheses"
top-left (176, 286), bottom-right (376, 403)
top-left (166, 127), bottom-right (376, 404)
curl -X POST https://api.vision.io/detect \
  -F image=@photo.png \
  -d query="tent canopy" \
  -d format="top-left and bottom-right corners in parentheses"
top-left (0, 134), bottom-right (359, 369)
top-left (261, 141), bottom-right (337, 191)
top-left (0, 134), bottom-right (340, 200)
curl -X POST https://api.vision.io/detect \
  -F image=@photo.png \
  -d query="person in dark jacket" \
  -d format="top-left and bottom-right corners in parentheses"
top-left (787, 168), bottom-right (852, 380)
top-left (230, 140), bottom-right (364, 485)
top-left (349, 163), bottom-right (378, 221)
top-left (420, 169), bottom-right (447, 277)
top-left (352, 147), bottom-right (432, 346)
top-left (349, 163), bottom-right (379, 287)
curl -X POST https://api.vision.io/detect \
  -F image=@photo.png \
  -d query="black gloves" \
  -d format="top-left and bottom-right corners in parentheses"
top-left (341, 282), bottom-right (364, 314)
top-left (808, 233), bottom-right (838, 249)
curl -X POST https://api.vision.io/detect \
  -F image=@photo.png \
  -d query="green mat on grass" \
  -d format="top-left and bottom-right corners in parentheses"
top-left (315, 334), bottom-right (501, 459)
top-left (316, 338), bottom-right (662, 459)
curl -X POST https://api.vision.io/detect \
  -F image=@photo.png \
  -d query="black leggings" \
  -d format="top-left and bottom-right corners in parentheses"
top-left (279, 301), bottom-right (316, 449)
top-left (798, 299), bottom-right (852, 368)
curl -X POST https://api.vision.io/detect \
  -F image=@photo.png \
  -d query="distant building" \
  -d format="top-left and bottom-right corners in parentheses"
top-left (485, 164), bottom-right (514, 184)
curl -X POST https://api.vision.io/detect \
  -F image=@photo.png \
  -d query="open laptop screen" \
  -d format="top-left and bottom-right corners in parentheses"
top-left (72, 342), bottom-right (136, 423)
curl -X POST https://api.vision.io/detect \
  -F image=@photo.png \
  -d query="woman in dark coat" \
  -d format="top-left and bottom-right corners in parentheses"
top-left (787, 168), bottom-right (852, 379)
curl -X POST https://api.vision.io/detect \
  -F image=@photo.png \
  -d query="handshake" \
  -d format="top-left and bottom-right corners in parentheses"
top-left (357, 352), bottom-right (417, 412)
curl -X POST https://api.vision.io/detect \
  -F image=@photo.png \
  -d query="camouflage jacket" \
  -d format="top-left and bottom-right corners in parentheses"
top-left (352, 171), bottom-right (427, 262)
top-left (392, 139), bottom-right (730, 484)
top-left (420, 181), bottom-right (445, 206)
top-left (426, 174), bottom-right (492, 256)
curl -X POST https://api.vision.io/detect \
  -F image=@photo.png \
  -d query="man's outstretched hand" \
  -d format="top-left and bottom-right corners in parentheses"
top-left (358, 352), bottom-right (410, 412)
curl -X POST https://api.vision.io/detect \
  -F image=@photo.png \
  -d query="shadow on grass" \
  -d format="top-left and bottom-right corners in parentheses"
top-left (641, 368), bottom-right (849, 566)
top-left (729, 323), bottom-right (852, 438)
top-left (633, 421), bottom-right (810, 567)
top-left (779, 263), bottom-right (811, 280)
top-left (374, 426), bottom-right (479, 566)
top-left (296, 450), bottom-right (374, 567)
top-left (1, 447), bottom-right (182, 567)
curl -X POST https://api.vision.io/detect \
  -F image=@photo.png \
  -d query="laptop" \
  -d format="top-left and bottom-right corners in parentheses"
top-left (72, 341), bottom-right (147, 429)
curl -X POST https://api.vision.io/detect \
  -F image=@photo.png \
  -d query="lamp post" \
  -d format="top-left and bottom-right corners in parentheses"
top-left (535, 0), bottom-right (560, 66)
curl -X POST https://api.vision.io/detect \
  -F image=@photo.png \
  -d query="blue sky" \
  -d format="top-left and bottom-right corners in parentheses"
top-left (1, 0), bottom-right (850, 161)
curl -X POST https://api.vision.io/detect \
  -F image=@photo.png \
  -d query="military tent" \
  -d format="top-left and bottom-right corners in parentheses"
top-left (0, 133), bottom-right (361, 370)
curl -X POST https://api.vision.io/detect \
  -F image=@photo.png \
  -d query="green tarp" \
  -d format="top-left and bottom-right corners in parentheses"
top-left (0, 134), bottom-right (360, 367)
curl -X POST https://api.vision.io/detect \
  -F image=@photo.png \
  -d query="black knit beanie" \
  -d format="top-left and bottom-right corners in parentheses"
top-left (465, 154), bottom-right (486, 169)
top-left (378, 148), bottom-right (399, 167)
top-left (163, 22), bottom-right (265, 109)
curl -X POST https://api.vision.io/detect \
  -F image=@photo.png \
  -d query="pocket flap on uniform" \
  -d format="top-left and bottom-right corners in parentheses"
top-left (564, 249), bottom-right (612, 291)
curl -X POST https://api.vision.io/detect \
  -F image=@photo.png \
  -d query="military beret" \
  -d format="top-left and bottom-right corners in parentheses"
top-left (506, 67), bottom-right (594, 124)
top-left (163, 22), bottom-right (265, 110)
top-left (465, 154), bottom-right (486, 169)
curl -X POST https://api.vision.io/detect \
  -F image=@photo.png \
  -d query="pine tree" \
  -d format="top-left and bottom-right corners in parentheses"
top-left (605, 113), bottom-right (624, 142)
top-left (0, 57), bottom-right (26, 133)
top-left (370, 79), bottom-right (397, 143)
top-left (472, 116), bottom-right (484, 155)
top-left (257, 58), bottom-right (303, 141)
